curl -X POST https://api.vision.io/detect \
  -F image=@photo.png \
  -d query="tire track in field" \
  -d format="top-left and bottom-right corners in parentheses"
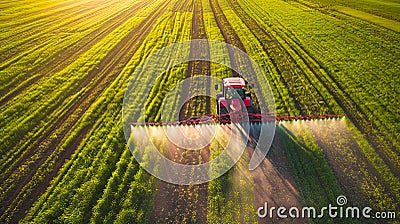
top-left (208, 0), bottom-right (281, 114)
top-left (172, 0), bottom-right (194, 12)
top-left (0, 1), bottom-right (171, 222)
top-left (209, 0), bottom-right (244, 77)
top-left (0, 0), bottom-right (152, 107)
top-left (209, 0), bottom-right (304, 219)
top-left (151, 0), bottom-right (210, 223)
top-left (228, 0), bottom-right (400, 177)
top-left (238, 141), bottom-right (305, 223)
top-left (181, 0), bottom-right (211, 118)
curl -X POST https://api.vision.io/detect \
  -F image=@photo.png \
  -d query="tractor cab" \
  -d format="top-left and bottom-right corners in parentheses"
top-left (215, 78), bottom-right (253, 121)
top-left (222, 78), bottom-right (246, 100)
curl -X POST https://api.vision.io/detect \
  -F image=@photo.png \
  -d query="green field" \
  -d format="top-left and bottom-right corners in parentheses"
top-left (0, 0), bottom-right (399, 223)
top-left (304, 0), bottom-right (400, 21)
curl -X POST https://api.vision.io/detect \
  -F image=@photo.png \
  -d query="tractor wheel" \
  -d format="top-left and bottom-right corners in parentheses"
top-left (220, 107), bottom-right (229, 120)
top-left (246, 106), bottom-right (254, 120)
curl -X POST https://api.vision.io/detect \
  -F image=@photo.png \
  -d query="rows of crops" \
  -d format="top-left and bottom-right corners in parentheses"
top-left (1, 0), bottom-right (399, 223)
top-left (1, 0), bottom-right (180, 221)
top-left (234, 0), bottom-right (400, 209)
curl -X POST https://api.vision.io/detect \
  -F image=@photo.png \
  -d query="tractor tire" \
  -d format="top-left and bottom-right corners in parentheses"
top-left (216, 93), bottom-right (223, 115)
top-left (220, 107), bottom-right (229, 120)
top-left (246, 106), bottom-right (254, 120)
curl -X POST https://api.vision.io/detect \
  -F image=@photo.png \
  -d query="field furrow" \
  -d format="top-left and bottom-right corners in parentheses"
top-left (151, 1), bottom-right (212, 223)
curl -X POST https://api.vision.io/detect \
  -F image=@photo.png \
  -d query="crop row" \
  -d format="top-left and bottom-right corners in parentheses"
top-left (237, 0), bottom-right (399, 171)
top-left (1, 0), bottom-right (122, 68)
top-left (0, 0), bottom-right (173, 222)
top-left (21, 6), bottom-right (167, 222)
top-left (243, 0), bottom-right (400, 204)
top-left (0, 0), bottom-right (160, 167)
top-left (0, 0), bottom-right (153, 106)
top-left (88, 8), bottom-right (194, 222)
top-left (0, 0), bottom-right (166, 195)
top-left (200, 2), bottom-right (246, 222)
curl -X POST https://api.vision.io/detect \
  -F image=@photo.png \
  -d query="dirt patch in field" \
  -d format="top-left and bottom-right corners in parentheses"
top-left (150, 146), bottom-right (209, 223)
top-left (240, 141), bottom-right (305, 223)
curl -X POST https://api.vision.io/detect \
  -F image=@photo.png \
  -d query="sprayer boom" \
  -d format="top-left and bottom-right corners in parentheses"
top-left (130, 113), bottom-right (344, 126)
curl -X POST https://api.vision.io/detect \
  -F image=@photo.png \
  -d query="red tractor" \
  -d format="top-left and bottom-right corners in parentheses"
top-left (215, 77), bottom-right (254, 122)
